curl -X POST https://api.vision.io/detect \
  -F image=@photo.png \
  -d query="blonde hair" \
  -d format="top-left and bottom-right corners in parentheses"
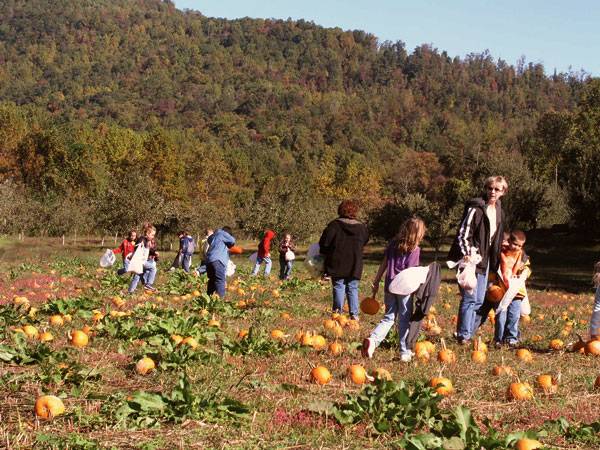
top-left (142, 222), bottom-right (156, 236)
top-left (395, 217), bottom-right (426, 254)
top-left (485, 175), bottom-right (508, 193)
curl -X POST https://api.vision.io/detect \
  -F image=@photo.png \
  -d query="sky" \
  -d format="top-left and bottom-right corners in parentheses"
top-left (173, 0), bottom-right (599, 76)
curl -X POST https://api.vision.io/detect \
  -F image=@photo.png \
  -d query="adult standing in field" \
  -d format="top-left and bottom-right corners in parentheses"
top-left (319, 200), bottom-right (369, 320)
top-left (448, 176), bottom-right (507, 344)
top-left (205, 226), bottom-right (235, 298)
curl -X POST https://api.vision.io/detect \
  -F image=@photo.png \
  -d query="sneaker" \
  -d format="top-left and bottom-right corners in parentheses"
top-left (507, 341), bottom-right (519, 349)
top-left (362, 338), bottom-right (375, 359)
top-left (400, 353), bottom-right (412, 362)
top-left (350, 315), bottom-right (360, 322)
top-left (493, 341), bottom-right (503, 349)
top-left (457, 337), bottom-right (471, 346)
top-left (144, 285), bottom-right (157, 293)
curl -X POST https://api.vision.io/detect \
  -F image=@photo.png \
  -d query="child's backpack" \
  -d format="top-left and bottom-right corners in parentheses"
top-left (182, 236), bottom-right (195, 254)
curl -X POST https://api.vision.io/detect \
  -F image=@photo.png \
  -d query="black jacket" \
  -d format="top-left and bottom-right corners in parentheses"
top-left (447, 197), bottom-right (503, 274)
top-left (319, 218), bottom-right (369, 279)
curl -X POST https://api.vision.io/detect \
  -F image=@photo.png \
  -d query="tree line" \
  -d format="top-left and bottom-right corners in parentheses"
top-left (0, 0), bottom-right (597, 241)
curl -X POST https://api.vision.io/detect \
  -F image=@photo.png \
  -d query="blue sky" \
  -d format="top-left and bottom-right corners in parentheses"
top-left (173, 0), bottom-right (599, 76)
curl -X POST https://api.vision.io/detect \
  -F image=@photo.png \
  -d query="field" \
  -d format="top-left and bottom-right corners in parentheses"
top-left (0, 237), bottom-right (599, 449)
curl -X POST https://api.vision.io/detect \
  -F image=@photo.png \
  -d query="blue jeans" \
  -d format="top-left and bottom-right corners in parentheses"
top-left (279, 255), bottom-right (293, 280)
top-left (332, 277), bottom-right (359, 318)
top-left (181, 253), bottom-right (192, 273)
top-left (117, 258), bottom-right (129, 276)
top-left (369, 292), bottom-right (412, 356)
top-left (207, 261), bottom-right (226, 297)
top-left (251, 256), bottom-right (272, 277)
top-left (128, 260), bottom-right (157, 293)
top-left (495, 298), bottom-right (522, 344)
top-left (591, 286), bottom-right (600, 338)
top-left (456, 270), bottom-right (489, 341)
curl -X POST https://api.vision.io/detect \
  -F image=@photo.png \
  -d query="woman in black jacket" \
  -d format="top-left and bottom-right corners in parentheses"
top-left (319, 200), bottom-right (369, 320)
top-left (448, 176), bottom-right (507, 344)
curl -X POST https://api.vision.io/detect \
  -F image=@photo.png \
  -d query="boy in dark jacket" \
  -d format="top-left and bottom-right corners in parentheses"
top-left (319, 200), bottom-right (369, 320)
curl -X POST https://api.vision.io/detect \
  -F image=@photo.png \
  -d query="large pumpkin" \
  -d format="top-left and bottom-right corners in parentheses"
top-left (486, 284), bottom-right (505, 303)
top-left (360, 297), bottom-right (380, 315)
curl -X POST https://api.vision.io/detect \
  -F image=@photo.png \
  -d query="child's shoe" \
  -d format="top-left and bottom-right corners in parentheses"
top-left (400, 353), bottom-right (412, 362)
top-left (362, 338), bottom-right (375, 359)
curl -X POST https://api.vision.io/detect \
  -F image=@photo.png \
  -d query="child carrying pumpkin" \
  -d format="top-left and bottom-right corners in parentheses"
top-left (362, 217), bottom-right (425, 362)
top-left (489, 229), bottom-right (531, 347)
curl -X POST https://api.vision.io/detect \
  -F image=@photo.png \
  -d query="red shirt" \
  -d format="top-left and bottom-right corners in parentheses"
top-left (113, 239), bottom-right (135, 262)
top-left (258, 230), bottom-right (276, 258)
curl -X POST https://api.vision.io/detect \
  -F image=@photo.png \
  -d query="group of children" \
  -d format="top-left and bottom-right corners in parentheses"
top-left (112, 225), bottom-right (297, 296)
top-left (113, 223), bottom-right (159, 294)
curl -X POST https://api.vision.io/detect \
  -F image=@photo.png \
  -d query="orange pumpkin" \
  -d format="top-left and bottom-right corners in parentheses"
top-left (228, 245), bottom-right (243, 255)
top-left (347, 364), bottom-right (368, 384)
top-left (360, 297), bottom-right (380, 315)
top-left (311, 366), bottom-right (332, 385)
top-left (507, 382), bottom-right (534, 401)
top-left (430, 377), bottom-right (454, 396)
top-left (486, 284), bottom-right (505, 302)
top-left (585, 339), bottom-right (600, 356)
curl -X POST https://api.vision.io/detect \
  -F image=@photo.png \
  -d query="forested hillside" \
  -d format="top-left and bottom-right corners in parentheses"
top-left (0, 0), bottom-right (598, 239)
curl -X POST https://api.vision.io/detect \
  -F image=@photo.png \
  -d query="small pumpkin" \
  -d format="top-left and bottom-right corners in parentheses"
top-left (507, 382), bottom-right (534, 401)
top-left (311, 366), bottom-right (332, 385)
top-left (430, 377), bottom-right (454, 396)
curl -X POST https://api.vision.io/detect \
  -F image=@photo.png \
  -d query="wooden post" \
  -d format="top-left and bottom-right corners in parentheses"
top-left (62, 235), bottom-right (65, 246)
top-left (114, 231), bottom-right (118, 244)
top-left (101, 236), bottom-right (105, 247)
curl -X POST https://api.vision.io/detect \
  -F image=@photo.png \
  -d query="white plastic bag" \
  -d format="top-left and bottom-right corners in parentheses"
top-left (226, 259), bottom-right (236, 277)
top-left (304, 243), bottom-right (324, 276)
top-left (447, 250), bottom-right (482, 295)
top-left (128, 243), bottom-right (149, 275)
top-left (496, 275), bottom-right (527, 312)
top-left (285, 250), bottom-right (295, 262)
top-left (388, 266), bottom-right (430, 295)
top-left (248, 252), bottom-right (258, 264)
top-left (520, 295), bottom-right (531, 315)
top-left (99, 249), bottom-right (116, 268)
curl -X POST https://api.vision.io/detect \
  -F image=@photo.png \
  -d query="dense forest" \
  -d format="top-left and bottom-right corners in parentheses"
top-left (0, 0), bottom-right (598, 241)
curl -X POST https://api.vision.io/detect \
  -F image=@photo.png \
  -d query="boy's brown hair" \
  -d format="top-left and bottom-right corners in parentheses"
top-left (511, 229), bottom-right (526, 244)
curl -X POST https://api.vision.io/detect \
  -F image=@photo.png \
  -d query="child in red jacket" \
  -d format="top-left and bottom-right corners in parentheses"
top-left (251, 230), bottom-right (276, 277)
top-left (113, 230), bottom-right (137, 276)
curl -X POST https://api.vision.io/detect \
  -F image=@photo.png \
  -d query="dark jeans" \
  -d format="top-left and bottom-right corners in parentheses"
top-left (279, 255), bottom-right (293, 280)
top-left (207, 260), bottom-right (226, 297)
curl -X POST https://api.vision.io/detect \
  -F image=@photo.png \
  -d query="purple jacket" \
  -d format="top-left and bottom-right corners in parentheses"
top-left (384, 241), bottom-right (420, 291)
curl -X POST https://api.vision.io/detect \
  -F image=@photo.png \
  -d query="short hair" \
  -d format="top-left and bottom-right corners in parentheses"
top-left (222, 226), bottom-right (233, 235)
top-left (127, 229), bottom-right (137, 239)
top-left (484, 176), bottom-right (508, 193)
top-left (511, 229), bottom-right (526, 243)
top-left (338, 200), bottom-right (359, 219)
